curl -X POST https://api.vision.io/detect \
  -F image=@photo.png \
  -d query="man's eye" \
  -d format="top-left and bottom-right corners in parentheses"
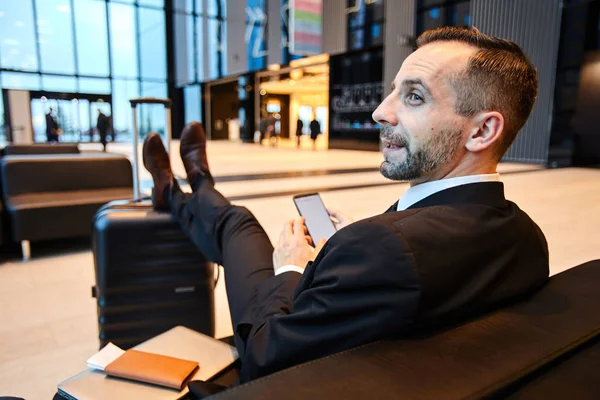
top-left (407, 93), bottom-right (423, 102)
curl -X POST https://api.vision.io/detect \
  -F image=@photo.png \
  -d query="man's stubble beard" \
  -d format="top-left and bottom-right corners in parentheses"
top-left (379, 125), bottom-right (463, 181)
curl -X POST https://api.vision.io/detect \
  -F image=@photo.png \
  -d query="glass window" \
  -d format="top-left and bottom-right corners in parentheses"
top-left (73, 0), bottom-right (110, 76)
top-left (138, 0), bottom-right (164, 7)
top-left (174, 13), bottom-right (195, 86)
top-left (0, 90), bottom-right (4, 127)
top-left (78, 99), bottom-right (91, 141)
top-left (206, 0), bottom-right (225, 17)
top-left (35, 0), bottom-right (76, 74)
top-left (1, 72), bottom-right (41, 90)
top-left (184, 85), bottom-right (202, 123)
top-left (196, 16), bottom-right (205, 81)
top-left (450, 1), bottom-right (471, 27)
top-left (31, 98), bottom-right (82, 143)
top-left (174, 0), bottom-right (194, 13)
top-left (420, 7), bottom-right (445, 32)
top-left (141, 81), bottom-right (168, 98)
top-left (196, 0), bottom-right (203, 14)
top-left (139, 8), bottom-right (167, 80)
top-left (139, 82), bottom-right (167, 136)
top-left (0, 1), bottom-right (39, 70)
top-left (371, 23), bottom-right (383, 47)
top-left (112, 79), bottom-right (139, 138)
top-left (350, 30), bottom-right (364, 50)
top-left (31, 99), bottom-right (49, 143)
top-left (207, 18), bottom-right (223, 79)
top-left (79, 77), bottom-right (111, 94)
top-left (109, 3), bottom-right (138, 78)
top-left (0, 91), bottom-right (5, 145)
top-left (42, 75), bottom-right (77, 92)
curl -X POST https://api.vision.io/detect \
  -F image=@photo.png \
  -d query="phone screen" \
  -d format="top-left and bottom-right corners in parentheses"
top-left (294, 193), bottom-right (337, 243)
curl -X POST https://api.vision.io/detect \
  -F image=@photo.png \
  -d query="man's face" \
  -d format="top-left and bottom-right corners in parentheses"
top-left (372, 42), bottom-right (476, 183)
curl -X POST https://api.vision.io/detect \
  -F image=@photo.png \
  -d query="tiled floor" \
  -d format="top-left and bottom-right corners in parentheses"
top-left (1, 140), bottom-right (599, 399)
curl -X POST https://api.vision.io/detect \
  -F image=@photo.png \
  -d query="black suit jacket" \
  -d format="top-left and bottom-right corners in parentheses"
top-left (237, 182), bottom-right (549, 382)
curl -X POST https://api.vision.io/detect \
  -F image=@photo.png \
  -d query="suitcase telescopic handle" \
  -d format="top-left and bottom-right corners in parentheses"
top-left (130, 97), bottom-right (173, 200)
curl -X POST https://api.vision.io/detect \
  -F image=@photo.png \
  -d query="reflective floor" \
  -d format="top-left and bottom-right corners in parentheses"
top-left (0, 140), bottom-right (599, 399)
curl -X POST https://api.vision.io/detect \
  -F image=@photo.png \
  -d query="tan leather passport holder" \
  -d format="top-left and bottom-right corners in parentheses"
top-left (104, 349), bottom-right (199, 390)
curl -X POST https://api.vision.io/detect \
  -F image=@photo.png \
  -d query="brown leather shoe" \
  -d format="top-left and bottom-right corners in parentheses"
top-left (142, 133), bottom-right (173, 210)
top-left (180, 122), bottom-right (214, 186)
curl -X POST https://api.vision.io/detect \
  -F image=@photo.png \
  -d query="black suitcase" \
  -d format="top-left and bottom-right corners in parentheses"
top-left (91, 98), bottom-right (215, 349)
top-left (92, 200), bottom-right (215, 349)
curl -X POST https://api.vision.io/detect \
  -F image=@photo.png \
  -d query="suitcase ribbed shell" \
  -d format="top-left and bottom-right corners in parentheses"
top-left (92, 200), bottom-right (215, 349)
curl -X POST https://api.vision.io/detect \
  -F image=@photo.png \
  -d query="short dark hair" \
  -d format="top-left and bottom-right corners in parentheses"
top-left (416, 27), bottom-right (538, 159)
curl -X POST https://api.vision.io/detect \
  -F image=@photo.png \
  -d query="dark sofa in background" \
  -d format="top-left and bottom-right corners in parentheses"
top-left (0, 143), bottom-right (81, 252)
top-left (0, 153), bottom-right (133, 260)
top-left (208, 260), bottom-right (600, 399)
top-left (2, 143), bottom-right (80, 156)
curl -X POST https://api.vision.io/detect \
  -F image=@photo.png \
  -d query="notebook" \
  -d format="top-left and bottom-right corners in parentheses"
top-left (57, 326), bottom-right (239, 400)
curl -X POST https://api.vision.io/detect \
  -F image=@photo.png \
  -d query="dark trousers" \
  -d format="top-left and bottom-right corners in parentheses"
top-left (99, 129), bottom-right (108, 150)
top-left (169, 179), bottom-right (275, 345)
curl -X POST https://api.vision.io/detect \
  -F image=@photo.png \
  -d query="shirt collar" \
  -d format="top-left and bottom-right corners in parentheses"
top-left (397, 173), bottom-right (501, 211)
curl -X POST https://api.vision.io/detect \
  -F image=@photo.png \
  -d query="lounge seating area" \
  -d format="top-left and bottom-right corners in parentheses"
top-left (0, 141), bottom-right (598, 399)
top-left (0, 145), bottom-right (133, 260)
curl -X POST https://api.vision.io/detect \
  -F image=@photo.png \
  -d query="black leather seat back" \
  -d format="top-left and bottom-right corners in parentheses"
top-left (2, 144), bottom-right (79, 155)
top-left (1, 154), bottom-right (132, 197)
top-left (211, 260), bottom-right (600, 400)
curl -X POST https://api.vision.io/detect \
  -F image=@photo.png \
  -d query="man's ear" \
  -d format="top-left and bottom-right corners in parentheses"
top-left (465, 111), bottom-right (504, 153)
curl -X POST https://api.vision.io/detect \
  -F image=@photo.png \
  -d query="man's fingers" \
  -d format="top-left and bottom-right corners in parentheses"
top-left (327, 208), bottom-right (341, 219)
top-left (305, 235), bottom-right (314, 247)
top-left (282, 220), bottom-right (293, 237)
top-left (293, 218), bottom-right (306, 238)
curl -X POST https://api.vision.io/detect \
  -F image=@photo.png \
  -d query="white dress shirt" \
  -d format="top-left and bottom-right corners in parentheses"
top-left (396, 173), bottom-right (501, 211)
top-left (276, 173), bottom-right (501, 275)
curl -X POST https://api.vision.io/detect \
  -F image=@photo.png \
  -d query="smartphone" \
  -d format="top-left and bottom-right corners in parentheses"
top-left (293, 193), bottom-right (337, 243)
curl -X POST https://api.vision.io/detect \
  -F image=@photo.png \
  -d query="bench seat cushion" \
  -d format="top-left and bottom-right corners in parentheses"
top-left (6, 188), bottom-right (132, 241)
top-left (7, 188), bottom-right (133, 210)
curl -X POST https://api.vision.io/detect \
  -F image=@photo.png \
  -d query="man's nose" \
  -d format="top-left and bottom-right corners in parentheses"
top-left (372, 95), bottom-right (398, 126)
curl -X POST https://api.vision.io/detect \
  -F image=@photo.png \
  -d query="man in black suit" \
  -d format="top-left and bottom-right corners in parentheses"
top-left (142, 27), bottom-right (548, 383)
top-left (45, 107), bottom-right (60, 143)
top-left (96, 109), bottom-right (109, 152)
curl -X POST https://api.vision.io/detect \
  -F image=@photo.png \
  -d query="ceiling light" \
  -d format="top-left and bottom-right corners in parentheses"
top-left (260, 89), bottom-right (266, 95)
top-left (289, 80), bottom-right (296, 85)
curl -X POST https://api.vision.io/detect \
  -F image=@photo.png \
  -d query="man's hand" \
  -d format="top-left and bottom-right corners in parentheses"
top-left (273, 217), bottom-right (327, 274)
top-left (327, 209), bottom-right (354, 230)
